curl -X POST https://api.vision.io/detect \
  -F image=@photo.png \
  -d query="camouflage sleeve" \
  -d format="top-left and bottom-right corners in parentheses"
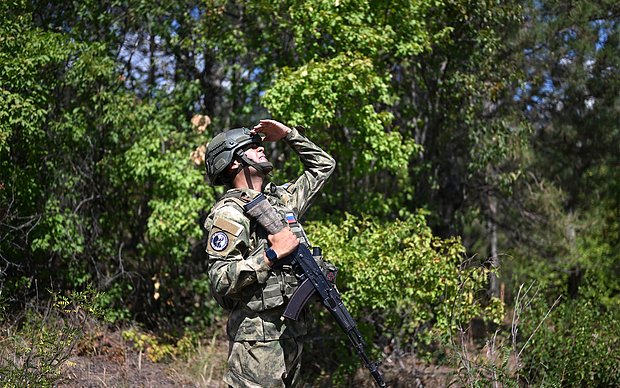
top-left (205, 203), bottom-right (270, 300)
top-left (284, 126), bottom-right (336, 217)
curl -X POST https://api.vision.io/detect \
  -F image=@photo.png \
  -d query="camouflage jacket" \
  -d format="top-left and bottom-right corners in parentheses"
top-left (204, 126), bottom-right (335, 341)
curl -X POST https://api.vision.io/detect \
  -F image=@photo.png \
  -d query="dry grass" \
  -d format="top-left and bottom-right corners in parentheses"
top-left (55, 326), bottom-right (465, 387)
top-left (168, 333), bottom-right (229, 388)
top-left (57, 326), bottom-right (229, 388)
top-left (2, 309), bottom-right (497, 388)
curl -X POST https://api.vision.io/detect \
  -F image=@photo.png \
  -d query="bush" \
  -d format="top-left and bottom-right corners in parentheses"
top-left (0, 289), bottom-right (102, 387)
top-left (308, 211), bottom-right (503, 346)
top-left (520, 298), bottom-right (620, 386)
top-left (302, 212), bottom-right (503, 384)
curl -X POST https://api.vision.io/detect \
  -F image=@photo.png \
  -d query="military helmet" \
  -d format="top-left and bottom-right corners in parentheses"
top-left (205, 127), bottom-right (263, 185)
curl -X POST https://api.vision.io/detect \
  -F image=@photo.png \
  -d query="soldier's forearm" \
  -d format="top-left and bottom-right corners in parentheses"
top-left (209, 252), bottom-right (271, 297)
top-left (285, 126), bottom-right (336, 178)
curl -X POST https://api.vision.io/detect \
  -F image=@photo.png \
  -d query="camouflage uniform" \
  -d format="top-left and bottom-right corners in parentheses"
top-left (204, 127), bottom-right (335, 387)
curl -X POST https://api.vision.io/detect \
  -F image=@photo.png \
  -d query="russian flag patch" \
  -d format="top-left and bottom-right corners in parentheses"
top-left (285, 213), bottom-right (297, 224)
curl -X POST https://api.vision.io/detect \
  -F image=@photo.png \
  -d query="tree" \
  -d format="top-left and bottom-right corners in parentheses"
top-left (1, 1), bottom-right (214, 325)
top-left (502, 0), bottom-right (619, 301)
top-left (2, 0), bottom-right (525, 339)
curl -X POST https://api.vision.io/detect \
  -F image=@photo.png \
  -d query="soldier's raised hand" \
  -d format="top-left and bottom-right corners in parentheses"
top-left (251, 119), bottom-right (292, 142)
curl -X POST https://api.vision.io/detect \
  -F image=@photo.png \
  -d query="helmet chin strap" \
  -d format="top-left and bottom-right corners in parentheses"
top-left (253, 162), bottom-right (274, 174)
top-left (238, 153), bottom-right (273, 175)
top-left (233, 149), bottom-right (273, 189)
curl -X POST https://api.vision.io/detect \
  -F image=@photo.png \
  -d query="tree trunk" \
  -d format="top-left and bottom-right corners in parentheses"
top-left (488, 194), bottom-right (500, 298)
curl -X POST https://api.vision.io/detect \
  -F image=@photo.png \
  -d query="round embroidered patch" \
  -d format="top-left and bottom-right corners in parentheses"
top-left (210, 231), bottom-right (229, 251)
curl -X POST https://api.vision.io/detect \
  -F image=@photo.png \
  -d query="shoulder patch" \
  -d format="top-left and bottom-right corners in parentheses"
top-left (207, 213), bottom-right (248, 257)
top-left (213, 217), bottom-right (243, 237)
top-left (210, 231), bottom-right (229, 252)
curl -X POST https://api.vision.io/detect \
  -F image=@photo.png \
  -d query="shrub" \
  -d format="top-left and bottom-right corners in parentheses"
top-left (307, 211), bottom-right (503, 346)
top-left (520, 297), bottom-right (620, 386)
top-left (303, 211), bottom-right (503, 384)
top-left (0, 289), bottom-right (102, 387)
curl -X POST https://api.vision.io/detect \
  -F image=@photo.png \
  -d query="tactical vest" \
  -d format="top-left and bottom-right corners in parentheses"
top-left (205, 188), bottom-right (313, 313)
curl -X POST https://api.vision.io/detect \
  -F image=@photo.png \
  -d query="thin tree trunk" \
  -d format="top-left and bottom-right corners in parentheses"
top-left (488, 194), bottom-right (500, 297)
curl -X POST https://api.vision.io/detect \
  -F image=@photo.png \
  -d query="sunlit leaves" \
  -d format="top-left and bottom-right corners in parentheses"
top-left (0, 2), bottom-right (215, 322)
top-left (263, 50), bottom-right (418, 209)
top-left (264, 53), bottom-right (389, 126)
top-left (306, 212), bottom-right (503, 345)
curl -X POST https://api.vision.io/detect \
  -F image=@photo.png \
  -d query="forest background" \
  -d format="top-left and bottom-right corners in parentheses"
top-left (1, 0), bottom-right (618, 386)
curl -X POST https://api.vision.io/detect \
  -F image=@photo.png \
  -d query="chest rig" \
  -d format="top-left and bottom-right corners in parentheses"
top-left (213, 187), bottom-right (313, 312)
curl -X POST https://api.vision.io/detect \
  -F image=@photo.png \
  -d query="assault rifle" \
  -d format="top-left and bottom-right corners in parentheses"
top-left (245, 194), bottom-right (386, 388)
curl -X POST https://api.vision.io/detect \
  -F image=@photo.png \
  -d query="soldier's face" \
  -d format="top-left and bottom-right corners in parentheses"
top-left (243, 143), bottom-right (268, 164)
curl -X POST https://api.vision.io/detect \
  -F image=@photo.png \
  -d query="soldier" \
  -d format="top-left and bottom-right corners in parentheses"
top-left (203, 119), bottom-right (335, 387)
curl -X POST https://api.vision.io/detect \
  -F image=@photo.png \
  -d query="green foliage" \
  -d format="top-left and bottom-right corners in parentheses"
top-left (505, 166), bottom-right (619, 308)
top-left (91, 282), bottom-right (133, 324)
top-left (578, 194), bottom-right (620, 307)
top-left (261, 0), bottom-right (490, 216)
top-left (183, 273), bottom-right (226, 329)
top-left (300, 212), bottom-right (503, 385)
top-left (1, 0), bottom-right (617, 385)
top-left (504, 0), bottom-right (620, 297)
top-left (306, 212), bottom-right (504, 349)
top-left (502, 164), bottom-right (620, 386)
top-left (0, 288), bottom-right (102, 387)
top-left (121, 327), bottom-right (199, 363)
top-left (264, 54), bottom-right (417, 172)
top-left (0, 1), bottom-right (216, 325)
top-left (520, 298), bottom-right (620, 386)
top-left (501, 146), bottom-right (620, 385)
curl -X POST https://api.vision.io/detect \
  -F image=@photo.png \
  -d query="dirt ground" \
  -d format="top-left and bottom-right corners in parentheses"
top-left (59, 353), bottom-right (194, 388)
top-left (57, 329), bottom-right (460, 388)
top-left (58, 330), bottom-right (202, 387)
top-left (59, 354), bottom-right (457, 388)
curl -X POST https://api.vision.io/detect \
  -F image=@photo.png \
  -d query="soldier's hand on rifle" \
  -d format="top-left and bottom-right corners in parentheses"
top-left (251, 119), bottom-right (292, 142)
top-left (264, 227), bottom-right (299, 266)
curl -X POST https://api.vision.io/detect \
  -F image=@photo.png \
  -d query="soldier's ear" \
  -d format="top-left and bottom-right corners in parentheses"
top-left (228, 160), bottom-right (241, 172)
